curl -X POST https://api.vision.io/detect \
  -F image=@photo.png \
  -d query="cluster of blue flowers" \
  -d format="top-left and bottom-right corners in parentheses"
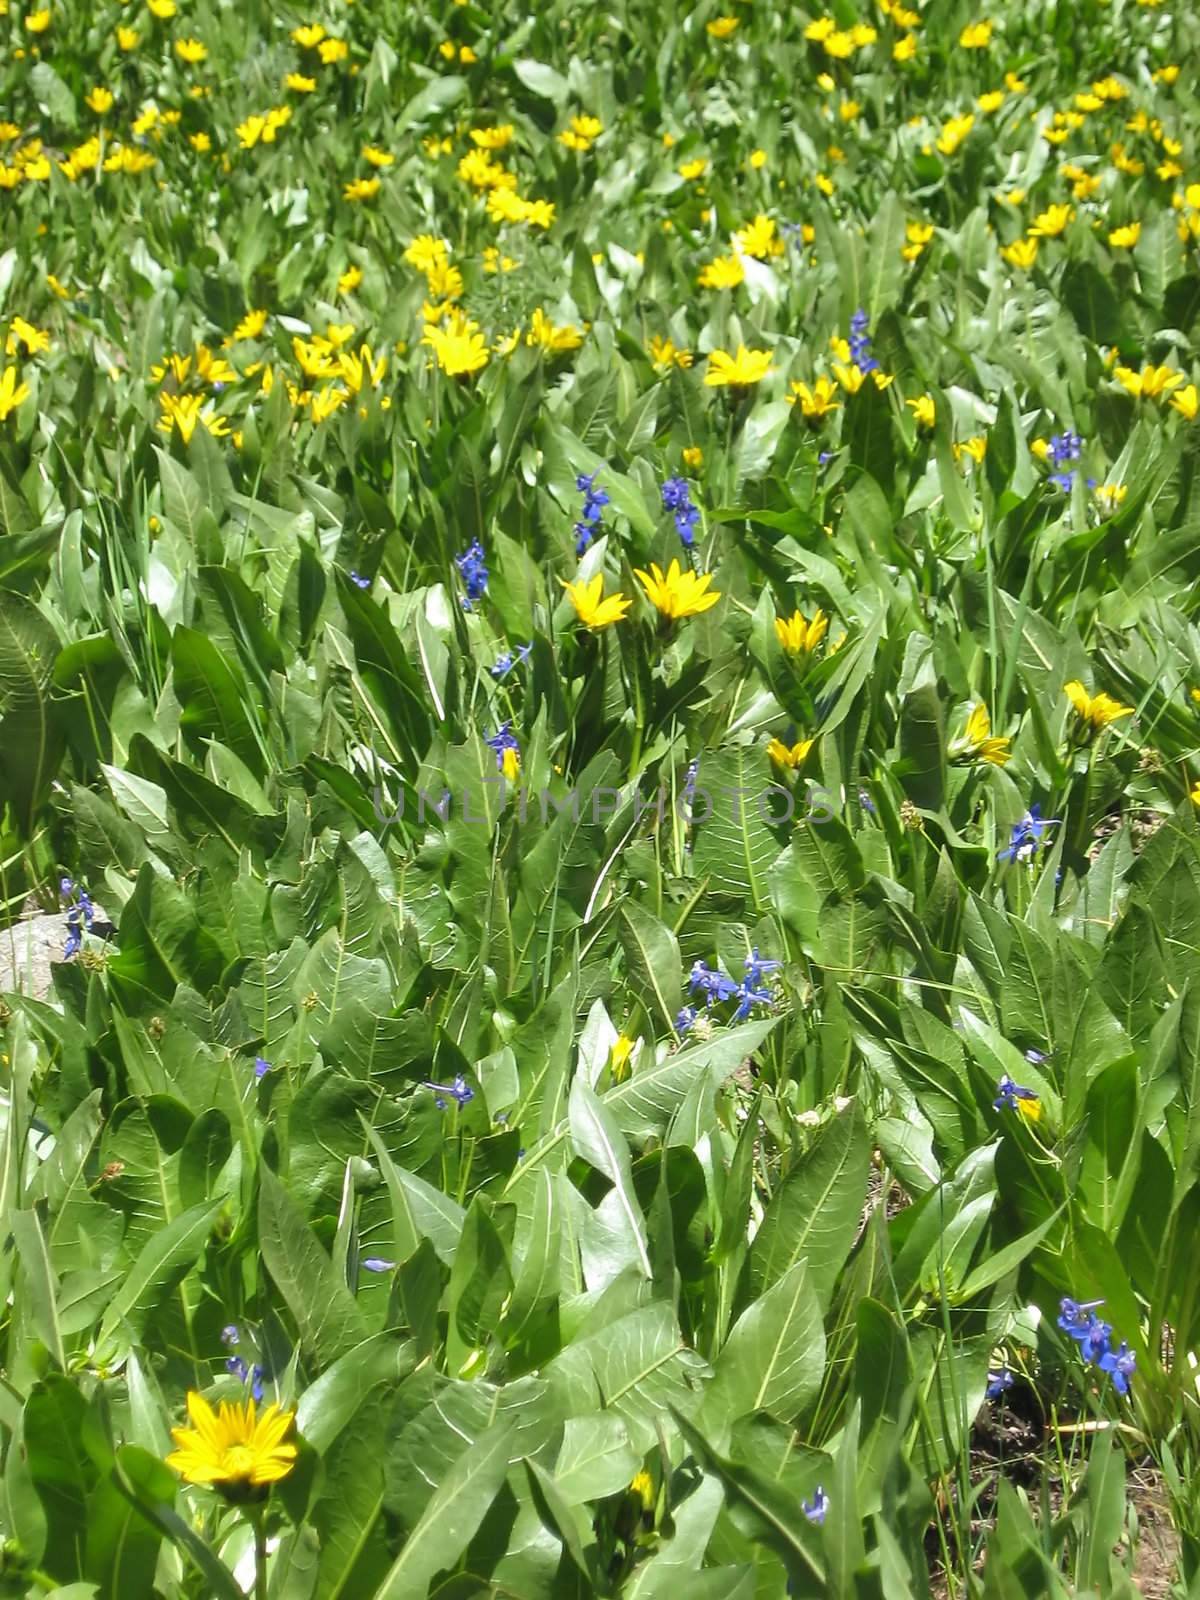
top-left (61, 877), bottom-right (94, 960)
top-left (997, 804), bottom-right (1059, 863)
top-left (848, 308), bottom-right (878, 374)
top-left (661, 477), bottom-right (700, 547)
top-left (491, 643), bottom-right (532, 679)
top-left (677, 949), bottom-right (779, 1033)
top-left (1058, 1297), bottom-right (1136, 1396)
top-left (221, 1325), bottom-right (266, 1402)
top-left (574, 471), bottom-right (610, 555)
top-left (993, 1073), bottom-right (1038, 1111)
top-left (424, 1074), bottom-right (474, 1110)
top-left (349, 570), bottom-right (371, 590)
top-left (986, 1367), bottom-right (1014, 1400)
top-left (455, 539), bottom-right (489, 607)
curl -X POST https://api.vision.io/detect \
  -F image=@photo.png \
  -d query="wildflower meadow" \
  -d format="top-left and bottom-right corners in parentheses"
top-left (1, 0), bottom-right (1200, 1594)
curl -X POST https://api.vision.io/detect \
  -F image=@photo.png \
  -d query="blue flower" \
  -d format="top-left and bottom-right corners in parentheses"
top-left (848, 309), bottom-right (878, 373)
top-left (1047, 429), bottom-right (1082, 466)
top-left (349, 570), bottom-right (371, 589)
top-left (675, 1005), bottom-right (698, 1035)
top-left (997, 803), bottom-right (1060, 864)
top-left (63, 923), bottom-right (82, 960)
top-left (993, 1073), bottom-right (1039, 1112)
top-left (802, 1485), bottom-right (828, 1526)
top-left (485, 722), bottom-right (520, 771)
top-left (226, 1355), bottom-right (249, 1382)
top-left (455, 539), bottom-right (489, 607)
top-left (689, 959), bottom-right (739, 1006)
top-left (220, 1324), bottom-right (240, 1346)
top-left (362, 1257), bottom-right (397, 1273)
top-left (491, 643), bottom-right (532, 679)
top-left (1024, 1047), bottom-right (1050, 1065)
top-left (250, 1364), bottom-right (265, 1403)
top-left (858, 788), bottom-right (876, 815)
top-left (1057, 1296), bottom-right (1105, 1338)
top-left (733, 981), bottom-right (774, 1021)
top-left (574, 472), bottom-right (611, 553)
top-left (661, 477), bottom-right (701, 547)
top-left (424, 1075), bottom-right (474, 1110)
top-left (986, 1368), bottom-right (1014, 1400)
top-left (744, 948), bottom-right (780, 987)
top-left (59, 876), bottom-right (74, 899)
top-left (1098, 1340), bottom-right (1136, 1396)
top-left (254, 1056), bottom-right (272, 1079)
top-left (1049, 471), bottom-right (1075, 492)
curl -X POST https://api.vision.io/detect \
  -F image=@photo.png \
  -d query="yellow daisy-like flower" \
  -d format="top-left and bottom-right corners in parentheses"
top-left (767, 736), bottom-right (815, 770)
top-left (527, 308), bottom-right (583, 353)
top-left (787, 376), bottom-right (840, 420)
top-left (956, 703), bottom-right (1012, 765)
top-left (0, 366), bottom-right (31, 424)
top-left (1107, 221), bottom-right (1141, 249)
top-left (86, 86), bottom-right (114, 114)
top-left (560, 574), bottom-right (632, 631)
top-left (175, 37), bottom-right (207, 63)
top-left (647, 335), bottom-right (692, 372)
top-left (292, 22), bottom-right (325, 47)
top-left (338, 264), bottom-right (363, 295)
top-left (1114, 362), bottom-right (1184, 400)
top-left (285, 72), bottom-right (316, 92)
top-left (1064, 680), bottom-right (1133, 733)
top-left (1028, 203), bottom-right (1074, 237)
top-left (678, 157), bottom-right (708, 181)
top-left (166, 1392), bottom-right (297, 1497)
top-left (697, 253), bottom-right (745, 290)
top-left (404, 234), bottom-right (449, 274)
top-left (682, 445), bottom-right (703, 468)
top-left (147, 0), bottom-right (176, 17)
top-left (634, 559), bottom-right (721, 620)
top-left (937, 114), bottom-right (975, 156)
top-left (733, 214), bottom-right (784, 260)
top-left (424, 309), bottom-right (489, 377)
top-left (471, 125), bottom-right (514, 150)
top-left (704, 345), bottom-right (773, 388)
top-left (1169, 384), bottom-right (1198, 421)
top-left (232, 309), bottom-right (268, 342)
top-left (959, 19), bottom-right (993, 47)
top-left (706, 16), bottom-right (739, 38)
top-left (344, 177), bottom-right (381, 202)
top-left (954, 435), bottom-right (988, 465)
top-left (906, 393), bottom-right (936, 429)
top-left (319, 37), bottom-right (349, 64)
top-left (1001, 236), bottom-right (1039, 270)
top-left (1191, 779), bottom-right (1200, 808)
top-left (362, 145), bottom-right (394, 167)
top-left (117, 24), bottom-right (140, 48)
top-left (24, 8), bottom-right (52, 33)
top-left (609, 1035), bottom-right (639, 1082)
top-left (775, 607), bottom-right (829, 657)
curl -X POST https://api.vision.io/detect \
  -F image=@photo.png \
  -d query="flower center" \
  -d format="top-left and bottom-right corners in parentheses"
top-left (221, 1444), bottom-right (258, 1480)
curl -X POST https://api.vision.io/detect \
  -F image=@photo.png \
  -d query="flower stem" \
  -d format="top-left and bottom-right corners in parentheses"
top-left (253, 1511), bottom-right (268, 1600)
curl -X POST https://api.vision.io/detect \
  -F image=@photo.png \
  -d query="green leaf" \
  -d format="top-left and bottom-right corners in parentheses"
top-left (0, 589), bottom-right (62, 832)
top-left (258, 1167), bottom-right (369, 1363)
top-left (373, 1422), bottom-right (515, 1600)
top-left (706, 1259), bottom-right (825, 1424)
top-left (95, 1199), bottom-right (221, 1358)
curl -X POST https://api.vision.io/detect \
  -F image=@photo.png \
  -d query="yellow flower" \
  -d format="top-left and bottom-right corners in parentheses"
top-left (1001, 236), bottom-right (1039, 270)
top-left (733, 215), bottom-right (784, 260)
top-left (362, 145), bottom-right (394, 167)
top-left (1093, 483), bottom-right (1127, 517)
top-left (893, 34), bottom-right (917, 61)
top-left (116, 23), bottom-right (140, 47)
top-left (937, 114), bottom-right (975, 156)
top-left (338, 265), bottom-right (363, 295)
top-left (977, 90), bottom-right (1005, 113)
top-left (344, 177), bottom-right (381, 201)
top-left (767, 736), bottom-right (815, 770)
top-left (404, 235), bottom-right (449, 273)
top-left (707, 16), bottom-right (738, 38)
top-left (560, 574), bottom-right (632, 630)
top-left (682, 445), bottom-right (703, 468)
top-left (175, 37), bottom-right (207, 63)
top-left (319, 37), bottom-right (348, 63)
top-left (1114, 362), bottom-right (1183, 400)
top-left (167, 1392), bottom-right (297, 1494)
top-left (697, 253), bottom-right (745, 290)
top-left (956, 703), bottom-right (1012, 765)
top-left (678, 157), bottom-right (708, 181)
top-left (648, 335), bottom-right (692, 372)
top-left (959, 19), bottom-right (993, 47)
top-left (86, 86), bottom-right (114, 113)
top-left (424, 309), bottom-right (489, 377)
top-left (6, 317), bottom-right (49, 356)
top-left (832, 361), bottom-right (869, 394)
top-left (610, 1035), bottom-right (639, 1081)
top-left (471, 125), bottom-right (513, 150)
top-left (1029, 203), bottom-right (1074, 237)
top-left (954, 436), bottom-right (988, 465)
top-left (906, 394), bottom-right (936, 429)
top-left (1108, 221), bottom-right (1141, 249)
top-left (158, 392), bottom-right (229, 444)
top-left (24, 8), bottom-right (51, 32)
top-left (704, 345), bottom-right (773, 388)
top-left (1064, 680), bottom-right (1133, 733)
top-left (634, 559), bottom-right (721, 620)
top-left (527, 308), bottom-right (583, 352)
top-left (292, 22), bottom-right (325, 47)
top-left (1169, 384), bottom-right (1198, 420)
top-left (775, 608), bottom-right (829, 657)
top-left (232, 309), bottom-right (268, 342)
top-left (285, 73), bottom-right (316, 92)
top-left (1192, 779), bottom-right (1200, 808)
top-left (787, 376), bottom-right (840, 420)
top-left (46, 274), bottom-right (70, 299)
top-left (236, 116), bottom-right (266, 149)
top-left (749, 148), bottom-right (767, 169)
top-left (0, 366), bottom-right (30, 423)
